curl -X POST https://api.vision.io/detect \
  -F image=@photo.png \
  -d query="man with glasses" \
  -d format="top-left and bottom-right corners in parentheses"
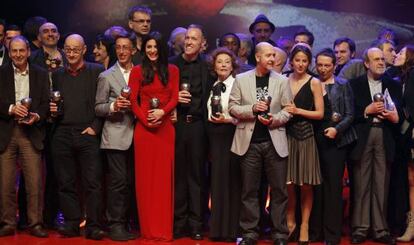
top-left (127, 5), bottom-right (152, 64)
top-left (50, 34), bottom-right (105, 240)
top-left (247, 14), bottom-right (276, 66)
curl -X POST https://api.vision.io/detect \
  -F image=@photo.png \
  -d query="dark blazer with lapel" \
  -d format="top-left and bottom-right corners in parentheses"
top-left (0, 47), bottom-right (11, 67)
top-left (328, 77), bottom-right (357, 148)
top-left (29, 48), bottom-right (68, 70)
top-left (0, 63), bottom-right (50, 152)
top-left (349, 74), bottom-right (402, 162)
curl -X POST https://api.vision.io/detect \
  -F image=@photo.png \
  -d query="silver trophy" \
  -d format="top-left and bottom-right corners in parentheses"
top-left (259, 95), bottom-right (272, 119)
top-left (19, 97), bottom-right (32, 123)
top-left (50, 91), bottom-right (63, 117)
top-left (211, 95), bottom-right (222, 117)
top-left (120, 86), bottom-right (131, 99)
top-left (330, 112), bottom-right (342, 126)
top-left (150, 98), bottom-right (160, 109)
top-left (180, 82), bottom-right (191, 92)
top-left (373, 92), bottom-right (384, 103)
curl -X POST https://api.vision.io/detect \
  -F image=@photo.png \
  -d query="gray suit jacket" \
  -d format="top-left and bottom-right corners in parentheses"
top-left (95, 64), bottom-right (134, 150)
top-left (229, 69), bottom-right (292, 157)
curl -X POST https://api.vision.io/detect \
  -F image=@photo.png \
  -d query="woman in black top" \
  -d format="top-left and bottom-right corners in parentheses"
top-left (395, 45), bottom-right (414, 243)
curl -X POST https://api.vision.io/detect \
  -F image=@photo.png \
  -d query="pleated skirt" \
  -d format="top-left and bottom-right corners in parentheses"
top-left (286, 134), bottom-right (322, 185)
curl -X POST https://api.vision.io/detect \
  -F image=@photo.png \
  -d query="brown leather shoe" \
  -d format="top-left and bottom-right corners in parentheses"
top-left (30, 225), bottom-right (48, 238)
top-left (0, 225), bottom-right (15, 237)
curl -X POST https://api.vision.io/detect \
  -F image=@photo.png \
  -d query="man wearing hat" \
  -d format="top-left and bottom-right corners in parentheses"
top-left (248, 14), bottom-right (276, 66)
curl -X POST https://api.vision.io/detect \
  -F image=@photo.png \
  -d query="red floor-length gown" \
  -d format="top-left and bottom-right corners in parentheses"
top-left (129, 64), bottom-right (179, 241)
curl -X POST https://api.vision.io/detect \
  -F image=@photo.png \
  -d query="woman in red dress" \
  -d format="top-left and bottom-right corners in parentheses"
top-left (129, 32), bottom-right (179, 241)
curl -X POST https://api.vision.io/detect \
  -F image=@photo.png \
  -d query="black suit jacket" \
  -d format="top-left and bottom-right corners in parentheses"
top-left (328, 77), bottom-right (357, 148)
top-left (29, 48), bottom-right (67, 70)
top-left (0, 63), bottom-right (50, 152)
top-left (349, 74), bottom-right (402, 162)
top-left (0, 47), bottom-right (11, 67)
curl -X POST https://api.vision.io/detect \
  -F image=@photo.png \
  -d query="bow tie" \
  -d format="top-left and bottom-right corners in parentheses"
top-left (212, 82), bottom-right (226, 96)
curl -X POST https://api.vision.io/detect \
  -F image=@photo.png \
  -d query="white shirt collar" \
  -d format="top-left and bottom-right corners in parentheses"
top-left (12, 63), bottom-right (29, 76)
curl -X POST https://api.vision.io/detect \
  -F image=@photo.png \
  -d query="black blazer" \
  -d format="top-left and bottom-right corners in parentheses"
top-left (349, 74), bottom-right (402, 162)
top-left (29, 48), bottom-right (67, 70)
top-left (0, 47), bottom-right (11, 67)
top-left (327, 77), bottom-right (357, 148)
top-left (0, 63), bottom-right (50, 152)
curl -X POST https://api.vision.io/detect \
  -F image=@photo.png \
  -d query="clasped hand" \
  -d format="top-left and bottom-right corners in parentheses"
top-left (147, 109), bottom-right (165, 128)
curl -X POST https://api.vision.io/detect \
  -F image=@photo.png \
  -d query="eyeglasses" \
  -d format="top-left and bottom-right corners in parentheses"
top-left (131, 19), bottom-right (151, 24)
top-left (64, 47), bottom-right (83, 54)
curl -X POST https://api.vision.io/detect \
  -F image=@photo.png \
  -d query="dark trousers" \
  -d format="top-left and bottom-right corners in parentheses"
top-left (240, 141), bottom-right (288, 240)
top-left (174, 119), bottom-right (207, 233)
top-left (351, 127), bottom-right (390, 238)
top-left (0, 126), bottom-right (43, 228)
top-left (208, 123), bottom-right (240, 239)
top-left (51, 126), bottom-right (103, 232)
top-left (43, 123), bottom-right (59, 226)
top-left (105, 148), bottom-right (133, 229)
top-left (313, 134), bottom-right (347, 242)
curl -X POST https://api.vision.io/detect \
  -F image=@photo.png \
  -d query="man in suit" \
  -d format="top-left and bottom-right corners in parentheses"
top-left (169, 24), bottom-right (211, 240)
top-left (95, 32), bottom-right (137, 241)
top-left (349, 47), bottom-right (401, 245)
top-left (229, 42), bottom-right (292, 245)
top-left (0, 35), bottom-right (49, 238)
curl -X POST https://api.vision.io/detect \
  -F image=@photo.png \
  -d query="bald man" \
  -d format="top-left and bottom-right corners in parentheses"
top-left (348, 47), bottom-right (401, 245)
top-left (49, 34), bottom-right (105, 240)
top-left (30, 22), bottom-right (65, 72)
top-left (229, 42), bottom-right (292, 245)
top-left (273, 46), bottom-right (287, 73)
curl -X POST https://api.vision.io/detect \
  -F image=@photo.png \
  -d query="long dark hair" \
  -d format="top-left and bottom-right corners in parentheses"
top-left (141, 31), bottom-right (169, 86)
top-left (401, 45), bottom-right (414, 83)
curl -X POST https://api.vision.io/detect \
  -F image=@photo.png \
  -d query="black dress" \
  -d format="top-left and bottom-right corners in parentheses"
top-left (207, 78), bottom-right (241, 240)
top-left (286, 77), bottom-right (322, 185)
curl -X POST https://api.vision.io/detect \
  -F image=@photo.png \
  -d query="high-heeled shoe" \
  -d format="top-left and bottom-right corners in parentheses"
top-left (297, 241), bottom-right (309, 245)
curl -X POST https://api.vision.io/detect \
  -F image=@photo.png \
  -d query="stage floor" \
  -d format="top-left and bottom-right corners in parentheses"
top-left (0, 232), bottom-right (404, 245)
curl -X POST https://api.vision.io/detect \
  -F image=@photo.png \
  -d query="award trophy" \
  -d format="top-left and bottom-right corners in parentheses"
top-left (373, 92), bottom-right (384, 103)
top-left (50, 91), bottom-right (63, 117)
top-left (330, 112), bottom-right (342, 126)
top-left (211, 95), bottom-right (222, 117)
top-left (120, 86), bottom-right (131, 99)
top-left (180, 82), bottom-right (191, 107)
top-left (259, 95), bottom-right (272, 119)
top-left (180, 82), bottom-right (191, 92)
top-left (19, 97), bottom-right (32, 123)
top-left (150, 97), bottom-right (160, 109)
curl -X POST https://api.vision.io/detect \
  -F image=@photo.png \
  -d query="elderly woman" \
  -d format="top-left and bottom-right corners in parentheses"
top-left (395, 45), bottom-right (414, 242)
top-left (207, 47), bottom-right (240, 242)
